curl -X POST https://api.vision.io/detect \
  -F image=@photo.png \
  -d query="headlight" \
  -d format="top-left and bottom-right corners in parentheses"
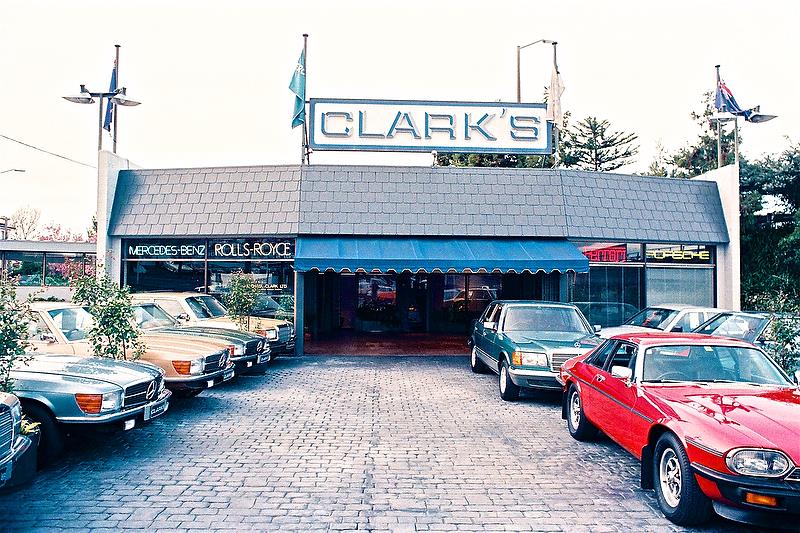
top-left (190, 357), bottom-right (205, 375)
top-left (10, 402), bottom-right (21, 435)
top-left (512, 350), bottom-right (548, 367)
top-left (233, 344), bottom-right (244, 356)
top-left (75, 391), bottom-right (122, 414)
top-left (264, 328), bottom-right (278, 340)
top-left (726, 449), bottom-right (793, 477)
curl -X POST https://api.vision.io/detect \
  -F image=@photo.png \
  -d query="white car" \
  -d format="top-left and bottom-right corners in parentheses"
top-left (598, 304), bottom-right (726, 339)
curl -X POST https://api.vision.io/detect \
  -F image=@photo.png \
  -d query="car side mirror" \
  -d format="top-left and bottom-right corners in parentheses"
top-left (672, 326), bottom-right (683, 333)
top-left (40, 332), bottom-right (56, 344)
top-left (593, 324), bottom-right (602, 333)
top-left (483, 321), bottom-right (497, 331)
top-left (176, 313), bottom-right (190, 321)
top-left (611, 365), bottom-right (633, 382)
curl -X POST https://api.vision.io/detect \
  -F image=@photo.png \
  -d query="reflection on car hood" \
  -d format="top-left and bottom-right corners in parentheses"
top-left (151, 326), bottom-right (257, 342)
top-left (645, 384), bottom-right (800, 463)
top-left (13, 354), bottom-right (160, 386)
top-left (505, 332), bottom-right (598, 352)
top-left (598, 325), bottom-right (655, 338)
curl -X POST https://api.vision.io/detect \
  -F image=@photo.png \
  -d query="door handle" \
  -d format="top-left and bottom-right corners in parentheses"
top-left (595, 375), bottom-right (605, 383)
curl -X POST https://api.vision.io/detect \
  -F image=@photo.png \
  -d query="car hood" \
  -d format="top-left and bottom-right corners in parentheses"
top-left (599, 325), bottom-right (658, 338)
top-left (200, 316), bottom-right (289, 330)
top-left (13, 354), bottom-right (160, 387)
top-left (644, 383), bottom-right (800, 462)
top-left (154, 326), bottom-right (259, 342)
top-left (504, 331), bottom-right (598, 352)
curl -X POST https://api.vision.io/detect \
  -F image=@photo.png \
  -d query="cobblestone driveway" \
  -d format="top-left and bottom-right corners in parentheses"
top-left (0, 357), bottom-right (751, 532)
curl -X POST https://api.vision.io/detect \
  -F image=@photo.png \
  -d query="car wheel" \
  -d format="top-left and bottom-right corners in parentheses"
top-left (470, 346), bottom-right (488, 374)
top-left (566, 384), bottom-right (598, 441)
top-left (22, 402), bottom-right (64, 466)
top-left (498, 359), bottom-right (520, 401)
top-left (653, 432), bottom-right (713, 526)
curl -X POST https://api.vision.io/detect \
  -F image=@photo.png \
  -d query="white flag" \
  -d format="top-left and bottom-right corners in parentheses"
top-left (546, 66), bottom-right (565, 129)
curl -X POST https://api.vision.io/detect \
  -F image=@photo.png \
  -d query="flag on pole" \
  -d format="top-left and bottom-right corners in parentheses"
top-left (714, 72), bottom-right (775, 123)
top-left (289, 49), bottom-right (306, 128)
top-left (546, 66), bottom-right (565, 128)
top-left (103, 59), bottom-right (118, 132)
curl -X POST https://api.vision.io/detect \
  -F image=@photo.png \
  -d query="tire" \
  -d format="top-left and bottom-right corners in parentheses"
top-left (470, 346), bottom-right (489, 374)
top-left (22, 402), bottom-right (64, 466)
top-left (498, 358), bottom-right (520, 401)
top-left (566, 384), bottom-right (598, 441)
top-left (653, 432), bottom-right (713, 526)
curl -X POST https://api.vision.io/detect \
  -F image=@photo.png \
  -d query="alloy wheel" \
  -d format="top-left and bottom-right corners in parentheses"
top-left (500, 365), bottom-right (507, 394)
top-left (659, 448), bottom-right (682, 508)
top-left (569, 391), bottom-right (582, 429)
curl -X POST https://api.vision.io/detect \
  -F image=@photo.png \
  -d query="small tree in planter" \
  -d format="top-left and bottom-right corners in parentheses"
top-left (0, 274), bottom-right (36, 393)
top-left (225, 271), bottom-right (261, 332)
top-left (72, 275), bottom-right (145, 360)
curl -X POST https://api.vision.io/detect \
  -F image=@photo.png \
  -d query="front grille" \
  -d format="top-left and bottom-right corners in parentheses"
top-left (203, 350), bottom-right (226, 373)
top-left (124, 376), bottom-right (162, 407)
top-left (550, 352), bottom-right (583, 372)
top-left (277, 324), bottom-right (292, 343)
top-left (786, 468), bottom-right (800, 482)
top-left (245, 339), bottom-right (262, 355)
top-left (0, 408), bottom-right (13, 458)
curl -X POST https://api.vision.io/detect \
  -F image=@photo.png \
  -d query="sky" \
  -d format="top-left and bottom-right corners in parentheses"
top-left (1, 0), bottom-right (798, 233)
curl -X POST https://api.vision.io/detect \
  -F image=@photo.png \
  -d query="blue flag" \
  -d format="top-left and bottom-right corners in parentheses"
top-left (289, 50), bottom-right (306, 128)
top-left (103, 60), bottom-right (117, 132)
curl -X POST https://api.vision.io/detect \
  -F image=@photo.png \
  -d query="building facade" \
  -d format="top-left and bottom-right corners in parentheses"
top-left (99, 154), bottom-right (739, 355)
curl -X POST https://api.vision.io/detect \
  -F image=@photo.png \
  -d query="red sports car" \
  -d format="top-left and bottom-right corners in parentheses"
top-left (558, 332), bottom-right (800, 528)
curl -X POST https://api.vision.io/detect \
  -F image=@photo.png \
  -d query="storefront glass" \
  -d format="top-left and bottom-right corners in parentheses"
top-left (45, 253), bottom-right (82, 286)
top-left (125, 261), bottom-right (206, 292)
top-left (5, 252), bottom-right (44, 286)
top-left (645, 267), bottom-right (714, 308)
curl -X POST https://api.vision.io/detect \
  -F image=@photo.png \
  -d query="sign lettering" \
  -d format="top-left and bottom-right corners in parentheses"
top-left (309, 98), bottom-right (552, 154)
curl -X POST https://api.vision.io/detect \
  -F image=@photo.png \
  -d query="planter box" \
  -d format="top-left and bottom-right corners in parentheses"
top-left (1, 430), bottom-right (39, 492)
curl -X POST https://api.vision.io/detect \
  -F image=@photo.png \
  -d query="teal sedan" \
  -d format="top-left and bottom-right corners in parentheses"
top-left (468, 301), bottom-right (600, 400)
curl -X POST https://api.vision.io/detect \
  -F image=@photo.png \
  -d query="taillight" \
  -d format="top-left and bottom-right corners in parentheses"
top-left (172, 360), bottom-right (191, 375)
top-left (75, 394), bottom-right (102, 414)
top-left (228, 345), bottom-right (235, 357)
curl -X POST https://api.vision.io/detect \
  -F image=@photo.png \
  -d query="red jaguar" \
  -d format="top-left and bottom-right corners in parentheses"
top-left (558, 332), bottom-right (800, 528)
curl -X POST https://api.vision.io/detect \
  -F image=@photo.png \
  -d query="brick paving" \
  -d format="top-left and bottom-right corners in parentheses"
top-left (0, 356), bottom-right (749, 532)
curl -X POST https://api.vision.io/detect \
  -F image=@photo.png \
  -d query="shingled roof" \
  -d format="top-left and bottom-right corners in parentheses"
top-left (108, 164), bottom-right (729, 244)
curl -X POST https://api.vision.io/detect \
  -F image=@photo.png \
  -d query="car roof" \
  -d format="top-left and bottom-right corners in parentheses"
top-left (493, 300), bottom-right (577, 308)
top-left (643, 304), bottom-right (725, 312)
top-left (30, 302), bottom-right (82, 311)
top-left (609, 331), bottom-right (754, 348)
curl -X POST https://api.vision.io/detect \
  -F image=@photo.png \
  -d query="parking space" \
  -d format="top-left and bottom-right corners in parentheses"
top-left (0, 356), bottom-right (748, 532)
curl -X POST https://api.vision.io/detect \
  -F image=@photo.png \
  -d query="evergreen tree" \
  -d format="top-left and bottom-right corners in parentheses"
top-left (561, 117), bottom-right (638, 171)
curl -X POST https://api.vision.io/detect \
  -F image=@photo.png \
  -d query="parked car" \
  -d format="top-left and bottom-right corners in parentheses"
top-left (598, 304), bottom-right (725, 338)
top-left (28, 303), bottom-right (235, 397)
top-left (12, 354), bottom-right (170, 464)
top-left (249, 294), bottom-right (295, 321)
top-left (131, 292), bottom-right (296, 356)
top-left (468, 301), bottom-right (600, 400)
top-left (446, 287), bottom-right (498, 313)
top-left (559, 332), bottom-right (800, 527)
top-left (131, 302), bottom-right (271, 373)
top-left (0, 393), bottom-right (34, 488)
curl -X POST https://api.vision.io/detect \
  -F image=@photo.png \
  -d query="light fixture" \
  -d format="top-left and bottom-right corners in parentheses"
top-left (62, 84), bottom-right (95, 105)
top-left (111, 87), bottom-right (141, 107)
top-left (0, 169), bottom-right (25, 174)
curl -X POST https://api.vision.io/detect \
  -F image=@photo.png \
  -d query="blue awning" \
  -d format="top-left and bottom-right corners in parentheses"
top-left (294, 236), bottom-right (588, 274)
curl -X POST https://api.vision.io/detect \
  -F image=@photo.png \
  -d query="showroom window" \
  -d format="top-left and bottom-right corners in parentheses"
top-left (4, 252), bottom-right (44, 286)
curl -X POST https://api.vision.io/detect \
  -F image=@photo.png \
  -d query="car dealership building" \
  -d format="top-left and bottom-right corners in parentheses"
top-left (97, 148), bottom-right (740, 355)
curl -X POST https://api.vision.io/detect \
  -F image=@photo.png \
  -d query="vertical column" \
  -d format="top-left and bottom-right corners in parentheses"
top-left (294, 270), bottom-right (305, 355)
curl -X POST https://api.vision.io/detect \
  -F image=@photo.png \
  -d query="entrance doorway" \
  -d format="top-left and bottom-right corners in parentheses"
top-left (303, 271), bottom-right (566, 355)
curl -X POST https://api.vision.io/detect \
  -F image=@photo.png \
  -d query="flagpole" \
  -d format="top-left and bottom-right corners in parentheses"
top-left (112, 44), bottom-right (120, 154)
top-left (301, 33), bottom-right (309, 165)
top-left (551, 41), bottom-right (559, 167)
top-left (715, 65), bottom-right (722, 168)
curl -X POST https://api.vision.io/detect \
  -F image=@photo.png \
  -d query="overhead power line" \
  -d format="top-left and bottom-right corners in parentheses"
top-left (0, 133), bottom-right (96, 169)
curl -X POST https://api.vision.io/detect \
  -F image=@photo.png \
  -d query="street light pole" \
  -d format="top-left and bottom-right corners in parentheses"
top-left (516, 38), bottom-right (556, 102)
top-left (113, 44), bottom-right (120, 154)
top-left (63, 84), bottom-right (140, 152)
top-left (0, 169), bottom-right (25, 174)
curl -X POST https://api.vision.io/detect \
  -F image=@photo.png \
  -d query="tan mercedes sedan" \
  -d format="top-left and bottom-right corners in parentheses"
top-left (28, 303), bottom-right (235, 396)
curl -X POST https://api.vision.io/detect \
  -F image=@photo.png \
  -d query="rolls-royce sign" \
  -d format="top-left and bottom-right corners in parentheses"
top-left (309, 98), bottom-right (552, 154)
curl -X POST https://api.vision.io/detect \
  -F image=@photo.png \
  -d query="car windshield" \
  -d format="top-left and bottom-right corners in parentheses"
top-left (253, 294), bottom-right (281, 312)
top-left (186, 296), bottom-right (228, 319)
top-left (625, 307), bottom-right (680, 330)
top-left (47, 307), bottom-right (94, 342)
top-left (132, 304), bottom-right (178, 330)
top-left (694, 313), bottom-right (768, 342)
top-left (642, 344), bottom-right (791, 385)
top-left (503, 306), bottom-right (591, 338)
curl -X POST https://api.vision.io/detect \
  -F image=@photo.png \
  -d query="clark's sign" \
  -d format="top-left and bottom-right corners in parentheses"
top-left (309, 98), bottom-right (552, 154)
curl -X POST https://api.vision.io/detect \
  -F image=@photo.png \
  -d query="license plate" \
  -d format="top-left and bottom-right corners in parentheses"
top-left (207, 379), bottom-right (215, 388)
top-left (246, 361), bottom-right (253, 368)
top-left (223, 368), bottom-right (235, 381)
top-left (144, 399), bottom-right (169, 421)
top-left (257, 352), bottom-right (270, 364)
top-left (0, 461), bottom-right (12, 482)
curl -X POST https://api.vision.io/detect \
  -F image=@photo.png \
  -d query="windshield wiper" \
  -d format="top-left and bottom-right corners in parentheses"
top-left (643, 379), bottom-right (691, 383)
